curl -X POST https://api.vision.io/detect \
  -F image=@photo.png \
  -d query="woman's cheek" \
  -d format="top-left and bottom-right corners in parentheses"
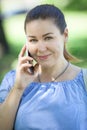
top-left (28, 44), bottom-right (37, 56)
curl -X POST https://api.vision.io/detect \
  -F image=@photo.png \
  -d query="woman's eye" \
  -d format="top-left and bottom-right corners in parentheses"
top-left (45, 37), bottom-right (53, 41)
top-left (30, 39), bottom-right (37, 43)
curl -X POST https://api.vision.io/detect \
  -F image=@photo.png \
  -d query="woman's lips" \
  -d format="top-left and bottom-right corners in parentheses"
top-left (38, 54), bottom-right (51, 60)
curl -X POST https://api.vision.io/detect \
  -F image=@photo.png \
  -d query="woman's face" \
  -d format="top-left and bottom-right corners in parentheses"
top-left (26, 19), bottom-right (68, 67)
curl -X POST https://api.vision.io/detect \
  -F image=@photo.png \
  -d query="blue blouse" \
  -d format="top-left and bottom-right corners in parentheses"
top-left (0, 70), bottom-right (87, 130)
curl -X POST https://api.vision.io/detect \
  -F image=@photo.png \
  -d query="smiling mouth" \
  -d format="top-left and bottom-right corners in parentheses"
top-left (38, 54), bottom-right (51, 60)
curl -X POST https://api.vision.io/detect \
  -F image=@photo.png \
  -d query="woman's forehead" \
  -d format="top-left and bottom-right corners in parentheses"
top-left (26, 19), bottom-right (60, 34)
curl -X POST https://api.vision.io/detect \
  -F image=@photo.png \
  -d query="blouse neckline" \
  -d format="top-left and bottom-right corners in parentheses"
top-left (31, 70), bottom-right (82, 84)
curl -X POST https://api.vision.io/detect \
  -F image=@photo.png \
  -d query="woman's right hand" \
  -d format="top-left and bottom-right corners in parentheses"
top-left (14, 45), bottom-right (39, 90)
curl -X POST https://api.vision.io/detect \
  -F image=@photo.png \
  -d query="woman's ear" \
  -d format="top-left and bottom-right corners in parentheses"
top-left (63, 27), bottom-right (68, 43)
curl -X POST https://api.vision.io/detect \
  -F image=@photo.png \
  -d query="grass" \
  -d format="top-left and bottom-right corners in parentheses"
top-left (0, 12), bottom-right (87, 83)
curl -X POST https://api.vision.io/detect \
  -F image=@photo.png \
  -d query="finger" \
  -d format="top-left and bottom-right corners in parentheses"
top-left (18, 44), bottom-right (26, 58)
top-left (34, 63), bottom-right (39, 73)
top-left (21, 63), bottom-right (34, 75)
top-left (19, 56), bottom-right (33, 64)
top-left (20, 62), bottom-right (33, 71)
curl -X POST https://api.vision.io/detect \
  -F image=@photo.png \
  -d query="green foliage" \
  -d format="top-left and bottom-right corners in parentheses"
top-left (67, 38), bottom-right (87, 60)
top-left (66, 37), bottom-right (87, 68)
top-left (65, 0), bottom-right (87, 11)
top-left (42, 0), bottom-right (87, 11)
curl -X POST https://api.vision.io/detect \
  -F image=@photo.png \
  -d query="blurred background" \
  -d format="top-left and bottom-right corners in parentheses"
top-left (0, 0), bottom-right (87, 83)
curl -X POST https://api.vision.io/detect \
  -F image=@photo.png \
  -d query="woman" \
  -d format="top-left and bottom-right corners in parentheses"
top-left (0, 4), bottom-right (87, 130)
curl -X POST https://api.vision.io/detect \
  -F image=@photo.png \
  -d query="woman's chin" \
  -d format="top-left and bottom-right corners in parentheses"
top-left (40, 62), bottom-right (54, 69)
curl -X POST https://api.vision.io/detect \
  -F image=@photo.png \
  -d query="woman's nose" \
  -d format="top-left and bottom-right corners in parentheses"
top-left (37, 41), bottom-right (47, 52)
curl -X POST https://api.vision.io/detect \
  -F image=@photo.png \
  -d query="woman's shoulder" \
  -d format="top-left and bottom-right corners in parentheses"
top-left (69, 63), bottom-right (87, 90)
top-left (4, 70), bottom-right (16, 77)
top-left (0, 70), bottom-right (16, 103)
top-left (61, 63), bottom-right (81, 81)
top-left (2, 70), bottom-right (16, 81)
top-left (82, 68), bottom-right (87, 90)
top-left (0, 70), bottom-right (16, 88)
top-left (70, 63), bottom-right (87, 81)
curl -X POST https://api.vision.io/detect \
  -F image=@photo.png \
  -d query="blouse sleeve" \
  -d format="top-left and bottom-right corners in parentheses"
top-left (82, 68), bottom-right (87, 91)
top-left (0, 70), bottom-right (16, 103)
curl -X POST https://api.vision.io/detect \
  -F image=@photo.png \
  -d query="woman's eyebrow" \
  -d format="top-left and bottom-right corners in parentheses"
top-left (42, 32), bottom-right (53, 37)
top-left (27, 35), bottom-right (36, 38)
top-left (27, 32), bottom-right (53, 38)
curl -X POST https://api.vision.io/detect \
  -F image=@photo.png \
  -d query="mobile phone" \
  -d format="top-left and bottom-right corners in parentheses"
top-left (26, 49), bottom-right (34, 74)
top-left (28, 51), bottom-right (34, 74)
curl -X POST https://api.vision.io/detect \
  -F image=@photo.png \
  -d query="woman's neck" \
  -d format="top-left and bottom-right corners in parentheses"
top-left (38, 59), bottom-right (69, 82)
